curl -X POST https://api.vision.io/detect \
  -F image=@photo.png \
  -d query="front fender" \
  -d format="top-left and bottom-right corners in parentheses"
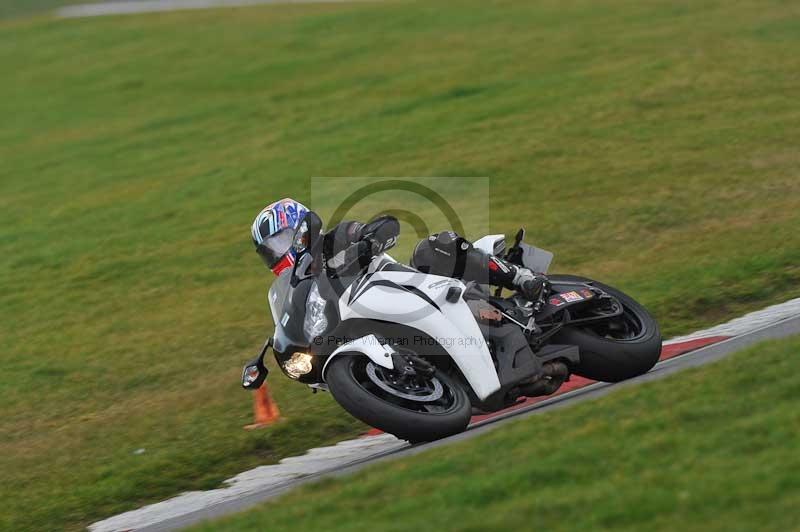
top-left (321, 334), bottom-right (394, 381)
top-left (339, 271), bottom-right (501, 400)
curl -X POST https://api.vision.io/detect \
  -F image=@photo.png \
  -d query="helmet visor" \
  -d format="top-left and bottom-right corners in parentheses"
top-left (255, 228), bottom-right (295, 269)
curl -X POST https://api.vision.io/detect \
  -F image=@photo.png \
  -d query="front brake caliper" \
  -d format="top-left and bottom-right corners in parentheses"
top-left (390, 352), bottom-right (435, 378)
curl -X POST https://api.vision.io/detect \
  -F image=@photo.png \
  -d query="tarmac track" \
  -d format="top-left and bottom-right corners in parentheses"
top-left (57, 0), bottom-right (375, 18)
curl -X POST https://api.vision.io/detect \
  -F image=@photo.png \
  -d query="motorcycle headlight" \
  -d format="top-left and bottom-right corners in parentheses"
top-left (303, 282), bottom-right (328, 341)
top-left (284, 352), bottom-right (313, 379)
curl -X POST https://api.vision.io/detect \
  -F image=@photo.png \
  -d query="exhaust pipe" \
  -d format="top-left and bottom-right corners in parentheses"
top-left (518, 361), bottom-right (569, 397)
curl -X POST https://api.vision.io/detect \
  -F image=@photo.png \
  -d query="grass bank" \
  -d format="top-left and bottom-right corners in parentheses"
top-left (1, 0), bottom-right (799, 529)
top-left (196, 336), bottom-right (800, 531)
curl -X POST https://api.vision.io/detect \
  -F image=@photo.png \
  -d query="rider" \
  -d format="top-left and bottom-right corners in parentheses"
top-left (251, 198), bottom-right (546, 301)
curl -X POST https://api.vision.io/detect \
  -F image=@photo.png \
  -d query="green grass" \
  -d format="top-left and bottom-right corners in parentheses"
top-left (193, 335), bottom-right (800, 532)
top-left (1, 0), bottom-right (800, 530)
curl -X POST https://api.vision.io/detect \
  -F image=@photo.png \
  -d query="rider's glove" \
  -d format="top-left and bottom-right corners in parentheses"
top-left (513, 267), bottom-right (548, 302)
top-left (356, 215), bottom-right (400, 254)
top-left (327, 239), bottom-right (373, 273)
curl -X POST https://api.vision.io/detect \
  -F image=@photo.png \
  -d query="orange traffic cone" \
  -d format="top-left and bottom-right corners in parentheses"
top-left (244, 384), bottom-right (280, 429)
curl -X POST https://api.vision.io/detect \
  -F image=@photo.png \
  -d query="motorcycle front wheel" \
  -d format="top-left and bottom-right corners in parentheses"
top-left (550, 275), bottom-right (662, 382)
top-left (326, 353), bottom-right (471, 443)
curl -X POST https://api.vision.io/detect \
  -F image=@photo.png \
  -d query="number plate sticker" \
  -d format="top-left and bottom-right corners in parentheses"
top-left (560, 291), bottom-right (584, 303)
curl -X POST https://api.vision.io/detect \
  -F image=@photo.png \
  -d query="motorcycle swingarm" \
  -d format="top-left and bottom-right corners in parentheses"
top-left (563, 304), bottom-right (623, 326)
top-left (539, 283), bottom-right (620, 322)
top-left (535, 343), bottom-right (580, 365)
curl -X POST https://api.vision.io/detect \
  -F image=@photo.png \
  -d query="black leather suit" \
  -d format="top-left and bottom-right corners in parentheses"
top-left (323, 217), bottom-right (525, 292)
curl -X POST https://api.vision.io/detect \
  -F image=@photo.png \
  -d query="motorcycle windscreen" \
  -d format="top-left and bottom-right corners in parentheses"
top-left (267, 270), bottom-right (312, 352)
top-left (518, 242), bottom-right (553, 274)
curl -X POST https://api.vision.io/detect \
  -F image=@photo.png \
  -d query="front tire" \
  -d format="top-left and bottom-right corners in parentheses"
top-left (326, 354), bottom-right (472, 442)
top-left (550, 275), bottom-right (662, 382)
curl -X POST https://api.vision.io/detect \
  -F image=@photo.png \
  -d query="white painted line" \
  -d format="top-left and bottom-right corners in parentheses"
top-left (57, 0), bottom-right (378, 18)
top-left (665, 296), bottom-right (800, 344)
top-left (89, 433), bottom-right (404, 532)
top-left (90, 296), bottom-right (800, 532)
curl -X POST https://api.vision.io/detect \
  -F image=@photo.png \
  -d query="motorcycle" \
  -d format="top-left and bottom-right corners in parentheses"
top-left (242, 211), bottom-right (661, 442)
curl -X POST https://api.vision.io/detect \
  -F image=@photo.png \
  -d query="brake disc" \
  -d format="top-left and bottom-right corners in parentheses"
top-left (365, 362), bottom-right (444, 402)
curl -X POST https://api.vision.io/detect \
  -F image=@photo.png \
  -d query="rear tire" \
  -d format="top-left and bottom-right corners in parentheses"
top-left (326, 354), bottom-right (472, 442)
top-left (550, 275), bottom-right (661, 382)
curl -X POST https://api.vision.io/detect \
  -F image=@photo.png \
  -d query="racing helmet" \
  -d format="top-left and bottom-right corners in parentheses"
top-left (251, 198), bottom-right (309, 275)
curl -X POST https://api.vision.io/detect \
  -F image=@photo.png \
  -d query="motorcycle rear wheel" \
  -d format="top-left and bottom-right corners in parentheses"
top-left (326, 354), bottom-right (471, 442)
top-left (550, 275), bottom-right (662, 382)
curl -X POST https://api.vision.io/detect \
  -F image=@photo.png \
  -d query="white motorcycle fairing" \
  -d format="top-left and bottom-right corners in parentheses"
top-left (328, 261), bottom-right (501, 401)
top-left (321, 334), bottom-right (394, 377)
top-left (474, 233), bottom-right (553, 274)
top-left (473, 234), bottom-right (506, 256)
